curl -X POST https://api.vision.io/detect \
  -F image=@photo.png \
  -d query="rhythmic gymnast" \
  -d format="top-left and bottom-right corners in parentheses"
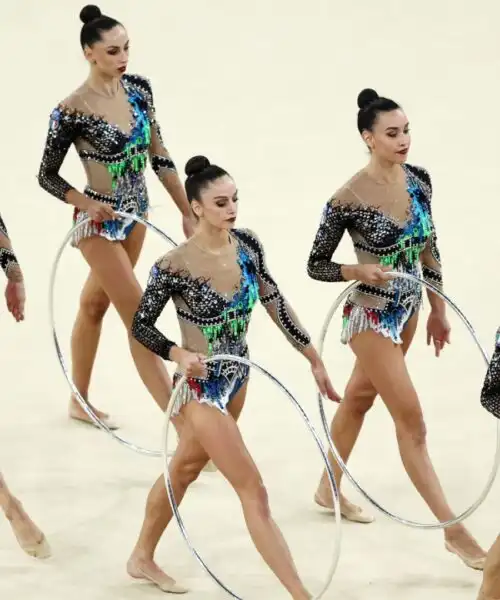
top-left (306, 87), bottom-right (486, 569)
top-left (477, 328), bottom-right (500, 599)
top-left (0, 214), bottom-right (50, 559)
top-left (126, 155), bottom-right (340, 596)
top-left (37, 4), bottom-right (194, 429)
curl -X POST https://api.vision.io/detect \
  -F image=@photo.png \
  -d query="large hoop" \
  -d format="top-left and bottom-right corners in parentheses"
top-left (317, 271), bottom-right (500, 529)
top-left (49, 211), bottom-right (177, 458)
top-left (163, 354), bottom-right (342, 599)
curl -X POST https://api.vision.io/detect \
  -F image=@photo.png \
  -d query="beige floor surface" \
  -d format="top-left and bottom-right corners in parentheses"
top-left (1, 1), bottom-right (499, 598)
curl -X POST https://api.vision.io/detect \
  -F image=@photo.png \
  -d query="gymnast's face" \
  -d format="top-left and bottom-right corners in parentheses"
top-left (192, 176), bottom-right (239, 230)
top-left (84, 26), bottom-right (130, 78)
top-left (364, 109), bottom-right (411, 164)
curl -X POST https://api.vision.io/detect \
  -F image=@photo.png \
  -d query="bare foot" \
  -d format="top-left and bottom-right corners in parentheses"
top-left (69, 397), bottom-right (118, 430)
top-left (127, 555), bottom-right (188, 594)
top-left (5, 499), bottom-right (51, 559)
top-left (314, 487), bottom-right (374, 523)
top-left (445, 525), bottom-right (486, 570)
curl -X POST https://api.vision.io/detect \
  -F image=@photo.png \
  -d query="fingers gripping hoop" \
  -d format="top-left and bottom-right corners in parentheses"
top-left (163, 354), bottom-right (342, 600)
top-left (317, 271), bottom-right (500, 529)
top-left (49, 211), bottom-right (177, 457)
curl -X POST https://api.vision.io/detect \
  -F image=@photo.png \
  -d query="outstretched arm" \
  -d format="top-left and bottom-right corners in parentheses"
top-left (131, 259), bottom-right (180, 360)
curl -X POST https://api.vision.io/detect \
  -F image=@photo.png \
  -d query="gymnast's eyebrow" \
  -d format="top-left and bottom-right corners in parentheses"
top-left (213, 190), bottom-right (239, 200)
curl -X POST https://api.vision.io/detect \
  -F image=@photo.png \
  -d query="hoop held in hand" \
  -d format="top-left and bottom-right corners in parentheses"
top-left (316, 271), bottom-right (499, 529)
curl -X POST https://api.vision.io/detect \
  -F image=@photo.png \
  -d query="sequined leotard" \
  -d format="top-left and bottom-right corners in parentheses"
top-left (37, 73), bottom-right (177, 247)
top-left (481, 328), bottom-right (500, 419)
top-left (132, 228), bottom-right (311, 415)
top-left (307, 163), bottom-right (443, 344)
top-left (0, 215), bottom-right (22, 282)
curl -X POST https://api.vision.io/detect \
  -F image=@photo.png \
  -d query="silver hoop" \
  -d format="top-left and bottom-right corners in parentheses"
top-left (317, 271), bottom-right (500, 529)
top-left (163, 354), bottom-right (341, 599)
top-left (49, 211), bottom-right (177, 457)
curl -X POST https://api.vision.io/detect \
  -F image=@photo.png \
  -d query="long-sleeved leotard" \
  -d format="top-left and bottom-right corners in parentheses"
top-left (37, 73), bottom-right (177, 247)
top-left (307, 163), bottom-right (443, 344)
top-left (132, 228), bottom-right (311, 415)
top-left (0, 215), bottom-right (22, 283)
top-left (481, 328), bottom-right (500, 419)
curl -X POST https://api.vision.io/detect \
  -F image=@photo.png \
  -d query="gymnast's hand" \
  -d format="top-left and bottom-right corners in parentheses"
top-left (352, 264), bottom-right (394, 285)
top-left (311, 360), bottom-right (342, 403)
top-left (426, 310), bottom-right (451, 357)
top-left (5, 280), bottom-right (25, 322)
top-left (172, 347), bottom-right (208, 378)
top-left (86, 199), bottom-right (117, 223)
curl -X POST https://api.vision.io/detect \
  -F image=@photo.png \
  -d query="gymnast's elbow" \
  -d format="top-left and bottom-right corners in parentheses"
top-left (36, 170), bottom-right (48, 192)
top-left (131, 312), bottom-right (147, 344)
top-left (306, 258), bottom-right (322, 281)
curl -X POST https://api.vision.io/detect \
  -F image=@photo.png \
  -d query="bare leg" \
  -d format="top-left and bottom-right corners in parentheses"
top-left (127, 389), bottom-right (248, 592)
top-left (350, 327), bottom-right (486, 568)
top-left (477, 536), bottom-right (500, 599)
top-left (68, 274), bottom-right (112, 424)
top-left (77, 233), bottom-right (173, 412)
top-left (0, 472), bottom-right (50, 559)
top-left (128, 383), bottom-right (311, 599)
top-left (315, 313), bottom-right (418, 522)
top-left (69, 224), bottom-right (146, 425)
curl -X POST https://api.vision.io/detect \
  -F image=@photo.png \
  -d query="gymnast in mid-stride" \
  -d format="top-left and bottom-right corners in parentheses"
top-left (0, 214), bottom-right (50, 559)
top-left (477, 328), bottom-right (500, 599)
top-left (306, 87), bottom-right (486, 569)
top-left (126, 155), bottom-right (340, 597)
top-left (37, 4), bottom-right (194, 430)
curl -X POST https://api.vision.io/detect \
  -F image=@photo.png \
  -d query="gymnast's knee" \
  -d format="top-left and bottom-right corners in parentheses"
top-left (344, 386), bottom-right (376, 416)
top-left (170, 457), bottom-right (207, 489)
top-left (236, 475), bottom-right (271, 519)
top-left (79, 292), bottom-right (110, 324)
top-left (394, 405), bottom-right (427, 445)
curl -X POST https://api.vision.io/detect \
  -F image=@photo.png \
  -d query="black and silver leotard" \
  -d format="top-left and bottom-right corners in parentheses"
top-left (307, 163), bottom-right (443, 344)
top-left (132, 228), bottom-right (311, 415)
top-left (37, 73), bottom-right (178, 247)
top-left (481, 328), bottom-right (500, 419)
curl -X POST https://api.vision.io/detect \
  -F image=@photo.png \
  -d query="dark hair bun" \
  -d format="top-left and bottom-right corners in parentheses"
top-left (80, 4), bottom-right (102, 24)
top-left (357, 88), bottom-right (379, 110)
top-left (185, 155), bottom-right (210, 177)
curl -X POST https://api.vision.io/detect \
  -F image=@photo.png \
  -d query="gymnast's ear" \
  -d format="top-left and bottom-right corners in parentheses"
top-left (362, 131), bottom-right (373, 151)
top-left (190, 199), bottom-right (203, 219)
